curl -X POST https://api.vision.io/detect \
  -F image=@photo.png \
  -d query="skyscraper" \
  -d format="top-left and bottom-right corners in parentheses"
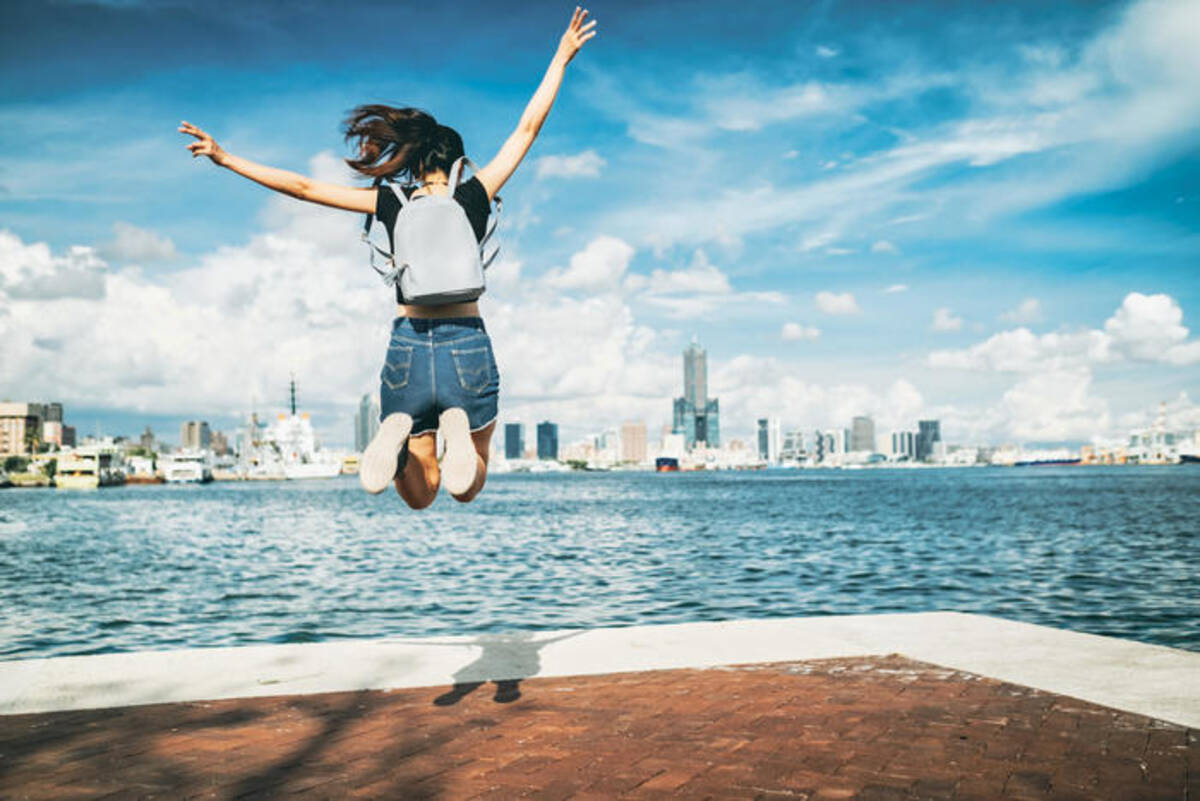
top-left (672, 339), bottom-right (720, 449)
top-left (683, 340), bottom-right (706, 408)
top-left (851, 416), bottom-right (876, 453)
top-left (757, 417), bottom-right (781, 463)
top-left (180, 421), bottom-right (211, 450)
top-left (916, 419), bottom-right (941, 462)
top-left (891, 430), bottom-right (915, 460)
top-left (536, 421), bottom-right (559, 460)
top-left (505, 423), bottom-right (525, 460)
top-left (354, 393), bottom-right (381, 452)
top-left (620, 421), bottom-right (647, 463)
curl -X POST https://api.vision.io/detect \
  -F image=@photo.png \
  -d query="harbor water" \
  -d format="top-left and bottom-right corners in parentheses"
top-left (1, 466), bottom-right (1196, 661)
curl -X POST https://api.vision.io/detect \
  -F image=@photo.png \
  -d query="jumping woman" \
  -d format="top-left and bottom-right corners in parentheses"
top-left (180, 8), bottom-right (596, 508)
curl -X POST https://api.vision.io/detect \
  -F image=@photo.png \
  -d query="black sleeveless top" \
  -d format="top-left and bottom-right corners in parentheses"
top-left (374, 176), bottom-right (491, 304)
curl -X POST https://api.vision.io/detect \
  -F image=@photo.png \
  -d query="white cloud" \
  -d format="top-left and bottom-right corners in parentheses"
top-left (931, 307), bottom-right (964, 332)
top-left (1000, 297), bottom-right (1042, 323)
top-left (930, 292), bottom-right (1200, 371)
top-left (540, 235), bottom-right (634, 291)
top-left (637, 249), bottom-right (731, 295)
top-left (1103, 291), bottom-right (1198, 364)
top-left (534, 149), bottom-right (607, 180)
top-left (871, 240), bottom-right (899, 254)
top-left (816, 45), bottom-right (839, 59)
top-left (0, 204), bottom-right (385, 426)
top-left (624, 249), bottom-right (783, 320)
top-left (800, 230), bottom-right (838, 252)
top-left (815, 291), bottom-right (859, 315)
top-left (702, 78), bottom-right (833, 133)
top-left (781, 322), bottom-right (820, 341)
top-left (884, 284), bottom-right (909, 294)
top-left (486, 257), bottom-right (522, 294)
top-left (0, 230), bottom-right (107, 300)
top-left (995, 369), bottom-right (1111, 441)
top-left (97, 221), bottom-right (177, 264)
top-left (712, 356), bottom-right (926, 437)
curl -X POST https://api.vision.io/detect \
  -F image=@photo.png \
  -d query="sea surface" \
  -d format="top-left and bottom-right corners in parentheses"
top-left (1, 467), bottom-right (1196, 661)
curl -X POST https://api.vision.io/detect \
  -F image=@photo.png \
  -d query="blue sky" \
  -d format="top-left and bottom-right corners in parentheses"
top-left (1, 0), bottom-right (1198, 448)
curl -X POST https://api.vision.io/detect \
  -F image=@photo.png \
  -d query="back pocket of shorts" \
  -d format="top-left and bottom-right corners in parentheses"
top-left (382, 345), bottom-right (413, 390)
top-left (451, 347), bottom-right (491, 393)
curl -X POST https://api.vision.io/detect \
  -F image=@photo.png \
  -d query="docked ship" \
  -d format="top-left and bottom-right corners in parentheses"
top-left (258, 379), bottom-right (342, 480)
top-left (56, 446), bottom-right (126, 489)
top-left (655, 456), bottom-right (680, 472)
top-left (161, 449), bottom-right (214, 483)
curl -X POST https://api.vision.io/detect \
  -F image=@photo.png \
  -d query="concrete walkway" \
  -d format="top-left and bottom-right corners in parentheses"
top-left (1, 653), bottom-right (1193, 800)
top-left (2, 612), bottom-right (1197, 727)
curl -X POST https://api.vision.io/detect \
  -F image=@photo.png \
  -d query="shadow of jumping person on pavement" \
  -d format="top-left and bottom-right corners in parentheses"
top-left (430, 630), bottom-right (582, 705)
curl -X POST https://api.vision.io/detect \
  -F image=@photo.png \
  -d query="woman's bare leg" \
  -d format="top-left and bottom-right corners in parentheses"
top-left (395, 432), bottom-right (439, 509)
top-left (451, 421), bottom-right (495, 503)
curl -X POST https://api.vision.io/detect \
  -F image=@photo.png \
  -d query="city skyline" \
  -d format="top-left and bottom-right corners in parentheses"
top-left (1, 0), bottom-right (1197, 449)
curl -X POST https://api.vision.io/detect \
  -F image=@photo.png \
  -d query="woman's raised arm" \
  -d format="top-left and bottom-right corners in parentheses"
top-left (178, 120), bottom-right (377, 214)
top-left (475, 7), bottom-right (597, 201)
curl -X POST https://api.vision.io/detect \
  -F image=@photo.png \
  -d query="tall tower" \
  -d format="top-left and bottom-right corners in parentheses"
top-left (683, 339), bottom-right (707, 409)
top-left (672, 339), bottom-right (720, 450)
top-left (536, 421), bottom-right (559, 460)
top-left (916, 420), bottom-right (941, 462)
top-left (851, 416), bottom-right (876, 453)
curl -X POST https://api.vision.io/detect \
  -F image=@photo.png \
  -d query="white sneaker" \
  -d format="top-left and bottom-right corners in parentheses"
top-left (439, 407), bottom-right (477, 496)
top-left (359, 412), bottom-right (412, 494)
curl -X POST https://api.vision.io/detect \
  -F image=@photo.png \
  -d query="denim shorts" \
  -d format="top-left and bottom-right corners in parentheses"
top-left (379, 316), bottom-right (500, 437)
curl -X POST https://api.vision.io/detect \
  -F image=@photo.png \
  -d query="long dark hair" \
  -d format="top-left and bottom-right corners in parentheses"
top-left (342, 105), bottom-right (464, 184)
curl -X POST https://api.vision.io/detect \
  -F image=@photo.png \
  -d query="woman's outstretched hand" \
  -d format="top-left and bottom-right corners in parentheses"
top-left (178, 120), bottom-right (226, 165)
top-left (556, 6), bottom-right (597, 65)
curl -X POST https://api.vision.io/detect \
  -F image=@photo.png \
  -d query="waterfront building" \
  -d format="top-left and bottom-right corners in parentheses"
top-left (210, 430), bottom-right (230, 456)
top-left (42, 421), bottom-right (64, 448)
top-left (180, 420), bottom-right (211, 451)
top-left (592, 429), bottom-right (620, 466)
top-left (62, 425), bottom-right (76, 448)
top-left (561, 438), bottom-right (596, 464)
top-left (780, 428), bottom-right (806, 462)
top-left (757, 417), bottom-right (782, 463)
top-left (354, 393), bottom-right (381, 452)
top-left (916, 420), bottom-right (941, 462)
top-left (537, 421), bottom-right (559, 460)
top-left (0, 402), bottom-right (46, 456)
top-left (505, 423), bottom-right (525, 460)
top-left (672, 339), bottom-right (720, 450)
top-left (139, 426), bottom-right (155, 452)
top-left (620, 421), bottom-right (648, 464)
top-left (891, 430), bottom-right (915, 461)
top-left (40, 403), bottom-right (65, 447)
top-left (851, 416), bottom-right (876, 453)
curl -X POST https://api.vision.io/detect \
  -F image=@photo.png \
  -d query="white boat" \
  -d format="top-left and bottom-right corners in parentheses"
top-left (257, 378), bottom-right (342, 480)
top-left (161, 449), bottom-right (214, 483)
top-left (56, 446), bottom-right (125, 489)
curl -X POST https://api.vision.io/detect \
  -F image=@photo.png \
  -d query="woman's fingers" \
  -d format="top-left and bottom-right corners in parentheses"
top-left (578, 19), bottom-right (597, 34)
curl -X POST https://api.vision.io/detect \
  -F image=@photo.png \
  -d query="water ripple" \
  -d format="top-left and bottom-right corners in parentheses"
top-left (1, 467), bottom-right (1197, 659)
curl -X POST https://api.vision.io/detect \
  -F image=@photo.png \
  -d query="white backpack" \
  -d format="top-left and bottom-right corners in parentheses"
top-left (361, 156), bottom-right (501, 305)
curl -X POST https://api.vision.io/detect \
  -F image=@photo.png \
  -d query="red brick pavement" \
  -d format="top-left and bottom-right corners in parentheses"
top-left (0, 654), bottom-right (1193, 800)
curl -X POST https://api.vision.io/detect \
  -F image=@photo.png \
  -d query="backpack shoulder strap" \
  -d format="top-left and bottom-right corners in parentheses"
top-left (360, 180), bottom-right (405, 285)
top-left (446, 156), bottom-right (468, 190)
top-left (389, 181), bottom-right (410, 207)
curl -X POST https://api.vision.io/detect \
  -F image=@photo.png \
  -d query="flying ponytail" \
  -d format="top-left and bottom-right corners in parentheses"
top-left (342, 104), bottom-right (464, 184)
